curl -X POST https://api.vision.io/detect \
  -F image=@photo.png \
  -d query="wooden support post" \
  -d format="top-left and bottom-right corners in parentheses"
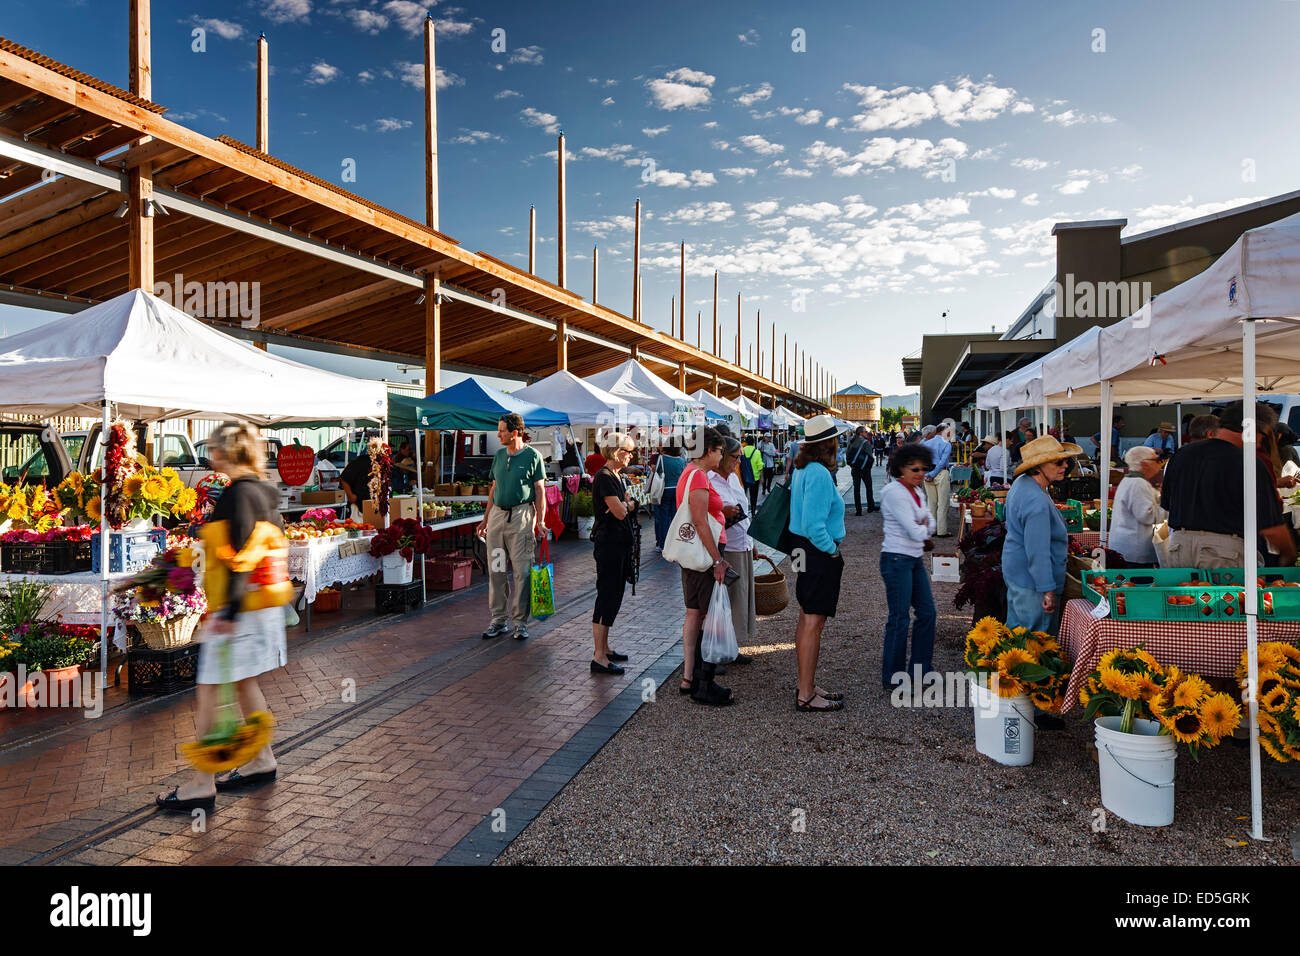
top-left (712, 372), bottom-right (719, 396)
top-left (697, 311), bottom-right (701, 349)
top-left (735, 292), bottom-right (741, 365)
top-left (632, 198), bottom-right (641, 322)
top-left (712, 271), bottom-right (718, 355)
top-left (130, 0), bottom-right (151, 102)
top-left (556, 316), bottom-right (567, 370)
top-left (528, 205), bottom-right (536, 274)
top-left (670, 296), bottom-right (675, 335)
top-left (128, 0), bottom-right (154, 296)
top-left (783, 333), bottom-right (788, 388)
top-left (423, 15), bottom-right (439, 231)
top-left (771, 322), bottom-right (775, 383)
top-left (677, 362), bottom-right (686, 391)
top-left (592, 244), bottom-right (599, 303)
top-left (556, 130), bottom-right (566, 288)
top-left (425, 275), bottom-right (440, 392)
top-left (755, 309), bottom-right (761, 375)
top-left (679, 241), bottom-right (686, 339)
top-left (256, 34), bottom-right (269, 153)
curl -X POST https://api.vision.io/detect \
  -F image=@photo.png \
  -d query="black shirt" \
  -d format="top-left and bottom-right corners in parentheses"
top-left (208, 477), bottom-right (283, 620)
top-left (1161, 438), bottom-right (1283, 536)
top-left (338, 453), bottom-right (372, 503)
top-left (592, 467), bottom-right (632, 545)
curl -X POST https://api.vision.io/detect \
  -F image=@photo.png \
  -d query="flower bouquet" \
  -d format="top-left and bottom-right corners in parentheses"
top-left (114, 465), bottom-right (198, 525)
top-left (965, 616), bottom-right (1070, 712)
top-left (0, 482), bottom-right (63, 533)
top-left (369, 517), bottom-right (433, 584)
top-left (113, 547), bottom-right (207, 649)
top-left (1237, 642), bottom-right (1300, 762)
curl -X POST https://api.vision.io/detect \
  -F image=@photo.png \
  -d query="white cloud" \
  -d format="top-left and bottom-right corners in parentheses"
top-left (452, 130), bottom-right (501, 144)
top-left (738, 29), bottom-right (759, 46)
top-left (495, 89), bottom-right (522, 99)
top-left (843, 201), bottom-right (877, 219)
top-left (780, 167), bottom-right (813, 178)
top-left (786, 202), bottom-right (841, 221)
top-left (690, 169), bottom-right (717, 187)
top-left (736, 82), bottom-right (773, 107)
top-left (347, 9), bottom-right (389, 33)
top-left (966, 186), bottom-right (1016, 199)
top-left (575, 214), bottom-right (641, 239)
top-left (580, 144), bottom-right (634, 161)
top-left (745, 201), bottom-right (779, 218)
top-left (702, 121), bottom-right (718, 129)
top-left (796, 109), bottom-right (823, 125)
top-left (374, 117), bottom-right (412, 133)
top-left (885, 197), bottom-right (970, 221)
top-left (660, 201), bottom-right (735, 224)
top-left (824, 117), bottom-right (841, 128)
top-left (840, 136), bottom-right (967, 176)
top-left (1042, 108), bottom-right (1116, 126)
top-left (1011, 157), bottom-right (1051, 171)
top-left (647, 67), bottom-right (715, 110)
top-left (642, 126), bottom-right (670, 137)
top-left (721, 167), bottom-right (757, 178)
top-left (1127, 195), bottom-right (1265, 235)
top-left (265, 0), bottom-right (311, 24)
top-left (510, 46), bottom-right (545, 66)
top-left (357, 70), bottom-right (375, 84)
top-left (991, 217), bottom-right (1057, 257)
top-left (970, 145), bottom-right (1001, 160)
top-left (1055, 169), bottom-right (1108, 195)
top-left (1116, 164), bottom-right (1142, 179)
top-left (738, 134), bottom-right (784, 155)
top-left (520, 107), bottom-right (560, 135)
top-left (1020, 193), bottom-right (1040, 206)
top-left (842, 77), bottom-right (1028, 131)
top-left (432, 16), bottom-right (474, 38)
top-left (380, 1), bottom-right (424, 35)
top-left (305, 61), bottom-right (340, 85)
top-left (802, 140), bottom-right (849, 166)
top-left (391, 60), bottom-right (462, 90)
top-left (191, 17), bottom-right (244, 40)
top-left (644, 167), bottom-right (716, 189)
top-left (601, 97), bottom-right (615, 106)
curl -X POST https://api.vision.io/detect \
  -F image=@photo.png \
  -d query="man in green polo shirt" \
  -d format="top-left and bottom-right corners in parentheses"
top-left (476, 413), bottom-right (548, 640)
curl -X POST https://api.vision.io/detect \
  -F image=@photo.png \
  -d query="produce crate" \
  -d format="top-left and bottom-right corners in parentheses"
top-left (1080, 567), bottom-right (1300, 621)
top-left (91, 528), bottom-right (167, 574)
top-left (375, 579), bottom-right (423, 614)
top-left (427, 556), bottom-right (473, 591)
top-left (1056, 498), bottom-right (1084, 533)
top-left (127, 641), bottom-right (200, 696)
top-left (312, 588), bottom-right (342, 613)
top-left (0, 538), bottom-right (92, 575)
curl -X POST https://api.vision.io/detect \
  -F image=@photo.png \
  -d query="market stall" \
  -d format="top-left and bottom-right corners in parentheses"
top-left (0, 288), bottom-right (389, 687)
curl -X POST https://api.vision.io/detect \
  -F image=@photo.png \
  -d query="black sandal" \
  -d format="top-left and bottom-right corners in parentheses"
top-left (816, 688), bottom-right (844, 702)
top-left (795, 692), bottom-right (843, 713)
top-left (155, 787), bottom-right (216, 813)
top-left (215, 768), bottom-right (277, 791)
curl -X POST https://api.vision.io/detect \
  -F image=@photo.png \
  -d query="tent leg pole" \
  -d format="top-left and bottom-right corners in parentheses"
top-left (99, 401), bottom-right (110, 691)
top-left (1243, 319), bottom-right (1264, 842)
top-left (416, 428), bottom-right (426, 606)
top-left (1176, 402), bottom-right (1183, 449)
top-left (1098, 382), bottom-right (1112, 566)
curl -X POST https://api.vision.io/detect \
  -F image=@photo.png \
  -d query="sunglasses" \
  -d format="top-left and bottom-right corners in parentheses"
top-left (905, 465), bottom-right (927, 472)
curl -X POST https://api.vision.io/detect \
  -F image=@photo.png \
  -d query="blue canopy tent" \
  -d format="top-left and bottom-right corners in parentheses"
top-left (430, 378), bottom-right (570, 428)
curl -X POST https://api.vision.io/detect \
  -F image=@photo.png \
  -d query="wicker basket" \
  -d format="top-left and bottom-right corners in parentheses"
top-left (135, 613), bottom-right (201, 650)
top-left (754, 554), bottom-right (789, 616)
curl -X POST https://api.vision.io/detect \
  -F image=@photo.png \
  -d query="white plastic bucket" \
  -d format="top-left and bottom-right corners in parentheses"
top-left (969, 676), bottom-right (1035, 766)
top-left (381, 553), bottom-right (413, 585)
top-left (576, 516), bottom-right (594, 540)
top-left (1095, 716), bottom-right (1176, 827)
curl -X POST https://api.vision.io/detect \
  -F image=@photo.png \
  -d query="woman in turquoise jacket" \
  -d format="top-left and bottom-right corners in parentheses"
top-left (788, 416), bottom-right (851, 713)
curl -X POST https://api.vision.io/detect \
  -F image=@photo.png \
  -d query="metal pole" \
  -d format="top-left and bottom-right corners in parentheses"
top-left (416, 428), bottom-right (426, 605)
top-left (1242, 318), bottom-right (1264, 841)
top-left (1175, 402), bottom-right (1183, 449)
top-left (1098, 380), bottom-right (1113, 558)
top-left (98, 401), bottom-right (110, 689)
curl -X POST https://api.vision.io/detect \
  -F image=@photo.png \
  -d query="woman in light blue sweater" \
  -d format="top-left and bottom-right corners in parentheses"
top-left (788, 417), bottom-right (850, 713)
top-left (1001, 435), bottom-right (1079, 634)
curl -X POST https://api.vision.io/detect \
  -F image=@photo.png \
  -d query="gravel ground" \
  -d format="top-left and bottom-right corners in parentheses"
top-left (498, 494), bottom-right (1300, 866)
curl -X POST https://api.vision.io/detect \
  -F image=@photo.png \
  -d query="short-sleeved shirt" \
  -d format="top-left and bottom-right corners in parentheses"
top-left (675, 463), bottom-right (726, 547)
top-left (490, 445), bottom-right (546, 508)
top-left (1161, 438), bottom-right (1283, 536)
top-left (592, 467), bottom-right (632, 544)
top-left (1143, 432), bottom-right (1175, 455)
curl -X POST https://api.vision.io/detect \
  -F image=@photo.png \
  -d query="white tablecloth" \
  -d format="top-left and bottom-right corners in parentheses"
top-left (287, 534), bottom-right (381, 604)
top-left (0, 569), bottom-right (136, 649)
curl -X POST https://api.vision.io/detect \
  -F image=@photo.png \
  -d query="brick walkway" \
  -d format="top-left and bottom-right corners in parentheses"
top-left (0, 467), bottom-right (864, 866)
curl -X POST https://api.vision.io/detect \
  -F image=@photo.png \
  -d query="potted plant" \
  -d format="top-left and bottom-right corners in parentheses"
top-left (964, 617), bottom-right (1069, 766)
top-left (571, 490), bottom-right (595, 540)
top-left (368, 517), bottom-right (434, 584)
top-left (3, 621), bottom-right (99, 708)
top-left (1080, 647), bottom-right (1239, 826)
top-left (112, 547), bottom-right (208, 649)
top-left (1236, 642), bottom-right (1300, 762)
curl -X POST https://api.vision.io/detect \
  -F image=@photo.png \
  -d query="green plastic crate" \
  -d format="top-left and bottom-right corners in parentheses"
top-left (1082, 567), bottom-right (1300, 621)
top-left (992, 496), bottom-right (1082, 529)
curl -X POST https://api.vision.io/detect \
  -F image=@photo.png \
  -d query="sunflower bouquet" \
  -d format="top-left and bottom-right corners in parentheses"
top-left (964, 616), bottom-right (1070, 712)
top-left (1237, 642), bottom-right (1300, 762)
top-left (103, 464), bottom-right (198, 525)
top-left (50, 471), bottom-right (99, 526)
top-left (0, 482), bottom-right (64, 533)
top-left (1081, 646), bottom-right (1240, 759)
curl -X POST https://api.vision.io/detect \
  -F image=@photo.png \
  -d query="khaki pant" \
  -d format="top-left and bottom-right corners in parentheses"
top-left (924, 469), bottom-right (952, 536)
top-left (725, 548), bottom-right (756, 643)
top-left (1165, 528), bottom-right (1251, 569)
top-left (486, 503), bottom-right (537, 627)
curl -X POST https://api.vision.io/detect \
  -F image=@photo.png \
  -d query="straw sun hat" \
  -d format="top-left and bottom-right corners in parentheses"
top-left (1013, 434), bottom-right (1083, 477)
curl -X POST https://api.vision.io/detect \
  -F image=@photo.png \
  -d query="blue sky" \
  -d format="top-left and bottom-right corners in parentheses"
top-left (4, 0), bottom-right (1299, 395)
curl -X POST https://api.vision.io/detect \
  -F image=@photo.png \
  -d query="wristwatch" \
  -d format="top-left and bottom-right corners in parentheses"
top-left (711, 558), bottom-right (723, 568)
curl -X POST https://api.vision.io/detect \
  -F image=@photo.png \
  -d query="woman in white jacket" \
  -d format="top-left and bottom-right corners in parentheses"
top-left (1109, 445), bottom-right (1166, 567)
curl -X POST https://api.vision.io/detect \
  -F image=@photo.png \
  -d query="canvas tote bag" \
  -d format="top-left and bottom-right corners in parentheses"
top-left (662, 465), bottom-right (722, 572)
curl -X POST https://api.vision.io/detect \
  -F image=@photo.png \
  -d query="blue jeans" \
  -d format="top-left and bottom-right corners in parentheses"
top-left (1006, 582), bottom-right (1060, 634)
top-left (654, 495), bottom-right (677, 549)
top-left (879, 552), bottom-right (936, 688)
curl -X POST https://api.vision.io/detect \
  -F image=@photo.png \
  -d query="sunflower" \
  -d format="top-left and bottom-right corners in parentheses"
top-left (1134, 672), bottom-right (1162, 702)
top-left (7, 498), bottom-right (27, 521)
top-left (1098, 649), bottom-right (1122, 670)
top-left (969, 616), bottom-right (1003, 654)
top-left (160, 466), bottom-right (179, 482)
top-left (993, 674), bottom-right (1023, 699)
top-left (1099, 665), bottom-right (1141, 700)
top-left (122, 474), bottom-right (146, 498)
top-left (1173, 675), bottom-right (1209, 708)
top-left (1260, 735), bottom-right (1290, 763)
top-left (1010, 626), bottom-right (1027, 638)
top-left (1132, 648), bottom-right (1162, 674)
top-left (1147, 692), bottom-right (1166, 719)
top-left (85, 496), bottom-right (102, 523)
top-left (1258, 671), bottom-right (1283, 699)
top-left (997, 647), bottom-right (1036, 677)
top-left (1169, 711), bottom-right (1204, 744)
top-left (1260, 645), bottom-right (1287, 669)
top-left (172, 487), bottom-right (197, 516)
top-left (1030, 690), bottom-right (1055, 711)
top-left (1280, 644), bottom-right (1300, 665)
top-left (1292, 697), bottom-right (1300, 725)
top-left (1079, 687), bottom-right (1092, 709)
top-left (142, 475), bottom-right (171, 503)
top-left (1260, 685), bottom-right (1291, 714)
top-left (1201, 693), bottom-right (1242, 740)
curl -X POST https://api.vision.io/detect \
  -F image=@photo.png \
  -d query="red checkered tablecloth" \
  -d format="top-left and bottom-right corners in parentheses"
top-left (1069, 531), bottom-right (1100, 551)
top-left (1058, 598), bottom-right (1300, 712)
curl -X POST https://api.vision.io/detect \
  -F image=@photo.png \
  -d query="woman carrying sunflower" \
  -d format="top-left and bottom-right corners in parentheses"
top-left (156, 423), bottom-right (290, 814)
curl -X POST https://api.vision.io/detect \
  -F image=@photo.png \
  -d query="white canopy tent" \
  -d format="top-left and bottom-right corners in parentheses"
top-left (732, 395), bottom-right (773, 424)
top-left (0, 289), bottom-right (389, 424)
top-left (771, 405), bottom-right (805, 428)
top-left (583, 359), bottom-right (694, 417)
top-left (513, 369), bottom-right (656, 427)
top-left (0, 288), bottom-right (391, 690)
top-left (1029, 210), bottom-right (1300, 842)
top-left (691, 389), bottom-right (749, 426)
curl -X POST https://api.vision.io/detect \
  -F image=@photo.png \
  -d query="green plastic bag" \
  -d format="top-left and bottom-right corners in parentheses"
top-left (529, 538), bottom-right (556, 619)
top-left (749, 478), bottom-right (794, 554)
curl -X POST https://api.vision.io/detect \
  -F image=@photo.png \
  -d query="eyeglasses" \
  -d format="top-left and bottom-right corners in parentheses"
top-left (905, 466), bottom-right (927, 472)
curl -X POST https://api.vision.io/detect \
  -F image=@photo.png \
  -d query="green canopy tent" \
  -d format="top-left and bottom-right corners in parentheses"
top-left (386, 393), bottom-right (500, 432)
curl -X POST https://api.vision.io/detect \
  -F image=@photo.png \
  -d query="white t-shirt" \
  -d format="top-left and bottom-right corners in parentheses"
top-left (553, 429), bottom-right (568, 461)
top-left (710, 470), bottom-right (752, 552)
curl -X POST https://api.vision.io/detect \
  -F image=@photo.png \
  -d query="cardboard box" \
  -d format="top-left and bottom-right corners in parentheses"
top-left (301, 489), bottom-right (345, 505)
top-left (931, 555), bottom-right (960, 583)
top-left (363, 496), bottom-right (420, 526)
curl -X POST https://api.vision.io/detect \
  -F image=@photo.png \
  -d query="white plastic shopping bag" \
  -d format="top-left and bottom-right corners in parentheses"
top-left (701, 581), bottom-right (738, 664)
